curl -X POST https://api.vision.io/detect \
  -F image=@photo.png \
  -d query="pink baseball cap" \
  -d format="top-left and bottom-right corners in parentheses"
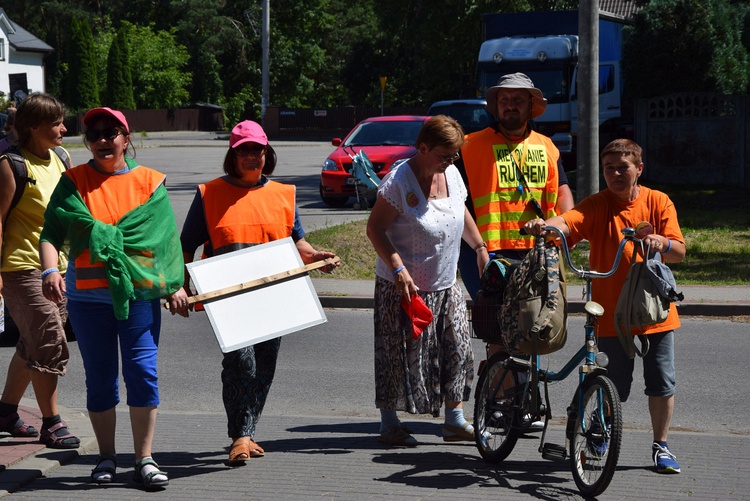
top-left (83, 107), bottom-right (130, 132)
top-left (230, 120), bottom-right (268, 148)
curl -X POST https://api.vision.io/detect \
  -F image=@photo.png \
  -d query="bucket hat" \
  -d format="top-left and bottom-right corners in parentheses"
top-left (485, 72), bottom-right (547, 120)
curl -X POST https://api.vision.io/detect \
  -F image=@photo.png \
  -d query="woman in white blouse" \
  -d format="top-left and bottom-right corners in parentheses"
top-left (367, 115), bottom-right (489, 447)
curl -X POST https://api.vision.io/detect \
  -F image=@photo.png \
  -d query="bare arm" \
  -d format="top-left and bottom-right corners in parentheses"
top-left (39, 241), bottom-right (66, 304)
top-left (462, 206), bottom-right (489, 278)
top-left (294, 237), bottom-right (339, 271)
top-left (524, 215), bottom-right (570, 237)
top-left (366, 194), bottom-right (418, 301)
top-left (641, 234), bottom-right (685, 264)
top-left (556, 183), bottom-right (575, 215)
top-left (0, 158), bottom-right (17, 294)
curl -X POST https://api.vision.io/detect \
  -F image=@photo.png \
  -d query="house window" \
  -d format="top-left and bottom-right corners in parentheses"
top-left (0, 39), bottom-right (4, 61)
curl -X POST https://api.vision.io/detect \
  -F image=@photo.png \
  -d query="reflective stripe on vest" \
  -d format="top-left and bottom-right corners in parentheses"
top-left (462, 129), bottom-right (559, 251)
top-left (199, 178), bottom-right (295, 254)
top-left (65, 165), bottom-right (166, 289)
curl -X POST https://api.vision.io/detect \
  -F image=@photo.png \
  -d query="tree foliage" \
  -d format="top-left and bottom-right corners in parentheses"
top-left (623, 0), bottom-right (750, 98)
top-left (105, 27), bottom-right (136, 109)
top-left (66, 17), bottom-right (100, 111)
top-left (119, 22), bottom-right (192, 109)
top-left (8, 0), bottom-right (750, 121)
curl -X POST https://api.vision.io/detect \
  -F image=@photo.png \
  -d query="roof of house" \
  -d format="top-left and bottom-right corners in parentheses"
top-left (0, 8), bottom-right (53, 54)
top-left (600, 0), bottom-right (640, 21)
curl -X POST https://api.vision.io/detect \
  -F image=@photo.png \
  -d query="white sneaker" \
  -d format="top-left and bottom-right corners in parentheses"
top-left (528, 419), bottom-right (544, 432)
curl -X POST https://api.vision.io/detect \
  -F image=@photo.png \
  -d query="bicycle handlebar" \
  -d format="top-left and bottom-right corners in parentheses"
top-left (531, 225), bottom-right (639, 281)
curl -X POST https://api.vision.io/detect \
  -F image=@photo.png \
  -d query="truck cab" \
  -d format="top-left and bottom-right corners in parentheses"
top-left (478, 35), bottom-right (578, 154)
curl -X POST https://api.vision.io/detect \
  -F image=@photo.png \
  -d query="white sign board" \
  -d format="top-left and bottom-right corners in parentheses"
top-left (186, 238), bottom-right (327, 352)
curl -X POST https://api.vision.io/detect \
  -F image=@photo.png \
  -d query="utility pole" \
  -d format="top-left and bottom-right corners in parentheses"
top-left (261, 0), bottom-right (270, 127)
top-left (577, 0), bottom-right (599, 200)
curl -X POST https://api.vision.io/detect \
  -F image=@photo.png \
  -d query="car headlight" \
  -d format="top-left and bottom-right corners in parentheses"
top-left (322, 158), bottom-right (340, 172)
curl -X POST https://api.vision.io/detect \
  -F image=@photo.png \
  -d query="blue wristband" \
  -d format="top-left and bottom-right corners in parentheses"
top-left (392, 265), bottom-right (406, 276)
top-left (41, 267), bottom-right (59, 280)
top-left (664, 239), bottom-right (672, 254)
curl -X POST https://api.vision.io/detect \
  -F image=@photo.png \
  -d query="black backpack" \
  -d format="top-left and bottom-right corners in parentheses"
top-left (2, 146), bottom-right (72, 222)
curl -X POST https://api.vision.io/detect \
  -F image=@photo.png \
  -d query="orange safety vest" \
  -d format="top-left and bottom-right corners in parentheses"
top-left (65, 164), bottom-right (166, 289)
top-left (199, 178), bottom-right (295, 255)
top-left (461, 128), bottom-right (559, 251)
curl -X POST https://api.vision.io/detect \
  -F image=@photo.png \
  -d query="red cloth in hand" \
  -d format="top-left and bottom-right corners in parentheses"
top-left (401, 293), bottom-right (433, 339)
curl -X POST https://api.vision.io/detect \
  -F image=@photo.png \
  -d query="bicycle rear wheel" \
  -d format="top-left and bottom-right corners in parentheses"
top-left (473, 352), bottom-right (525, 463)
top-left (569, 374), bottom-right (623, 497)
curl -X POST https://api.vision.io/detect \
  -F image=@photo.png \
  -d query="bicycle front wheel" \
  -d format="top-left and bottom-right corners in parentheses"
top-left (569, 374), bottom-right (623, 497)
top-left (473, 352), bottom-right (524, 463)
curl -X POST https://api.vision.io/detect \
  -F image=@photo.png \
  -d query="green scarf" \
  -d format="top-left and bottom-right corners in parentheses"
top-left (41, 171), bottom-right (184, 320)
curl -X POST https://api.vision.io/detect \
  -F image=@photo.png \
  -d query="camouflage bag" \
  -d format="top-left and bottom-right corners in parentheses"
top-left (500, 237), bottom-right (567, 355)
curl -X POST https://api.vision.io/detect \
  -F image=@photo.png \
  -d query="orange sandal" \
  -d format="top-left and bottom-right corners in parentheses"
top-left (248, 439), bottom-right (265, 458)
top-left (228, 438), bottom-right (265, 464)
top-left (228, 442), bottom-right (250, 465)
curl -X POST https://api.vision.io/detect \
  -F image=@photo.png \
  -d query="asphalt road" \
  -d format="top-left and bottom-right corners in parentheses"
top-left (38, 309), bottom-right (749, 437)
top-left (126, 141), bottom-right (371, 232)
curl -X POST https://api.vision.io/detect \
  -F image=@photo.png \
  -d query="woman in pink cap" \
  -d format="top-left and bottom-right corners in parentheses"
top-left (178, 120), bottom-right (338, 465)
top-left (39, 107), bottom-right (188, 489)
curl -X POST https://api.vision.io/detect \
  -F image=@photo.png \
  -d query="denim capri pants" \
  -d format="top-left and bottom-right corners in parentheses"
top-left (67, 298), bottom-right (161, 412)
top-left (598, 330), bottom-right (676, 402)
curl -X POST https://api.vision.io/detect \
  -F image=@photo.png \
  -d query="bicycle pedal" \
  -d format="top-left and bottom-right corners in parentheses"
top-left (541, 442), bottom-right (567, 461)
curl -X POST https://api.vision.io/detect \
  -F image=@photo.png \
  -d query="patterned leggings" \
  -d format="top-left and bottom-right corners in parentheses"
top-left (222, 337), bottom-right (281, 439)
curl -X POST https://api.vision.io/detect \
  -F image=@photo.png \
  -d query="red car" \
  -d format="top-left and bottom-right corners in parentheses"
top-left (319, 115), bottom-right (430, 207)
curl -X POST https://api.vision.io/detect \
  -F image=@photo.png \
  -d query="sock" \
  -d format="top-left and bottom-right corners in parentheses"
top-left (42, 414), bottom-right (62, 430)
top-left (137, 457), bottom-right (167, 482)
top-left (0, 402), bottom-right (18, 417)
top-left (380, 410), bottom-right (400, 433)
top-left (444, 408), bottom-right (470, 430)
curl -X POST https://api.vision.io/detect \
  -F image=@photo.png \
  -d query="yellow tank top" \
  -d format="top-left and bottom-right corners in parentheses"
top-left (1, 147), bottom-right (69, 272)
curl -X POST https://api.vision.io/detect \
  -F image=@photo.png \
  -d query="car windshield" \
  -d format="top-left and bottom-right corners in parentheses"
top-left (344, 120), bottom-right (422, 147)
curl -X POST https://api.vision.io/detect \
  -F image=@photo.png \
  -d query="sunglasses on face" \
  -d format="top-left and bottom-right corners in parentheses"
top-left (235, 145), bottom-right (266, 157)
top-left (85, 127), bottom-right (122, 142)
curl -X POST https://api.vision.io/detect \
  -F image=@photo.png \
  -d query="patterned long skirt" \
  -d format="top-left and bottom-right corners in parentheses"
top-left (373, 277), bottom-right (474, 417)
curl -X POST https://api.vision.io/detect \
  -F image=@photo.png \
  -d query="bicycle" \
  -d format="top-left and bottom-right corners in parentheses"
top-left (473, 226), bottom-right (638, 497)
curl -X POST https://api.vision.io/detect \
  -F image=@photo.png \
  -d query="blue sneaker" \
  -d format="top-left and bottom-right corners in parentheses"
top-left (652, 442), bottom-right (681, 474)
top-left (588, 415), bottom-right (609, 458)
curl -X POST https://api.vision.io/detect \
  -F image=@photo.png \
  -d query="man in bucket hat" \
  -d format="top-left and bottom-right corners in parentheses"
top-left (454, 72), bottom-right (574, 430)
top-left (456, 72), bottom-right (574, 300)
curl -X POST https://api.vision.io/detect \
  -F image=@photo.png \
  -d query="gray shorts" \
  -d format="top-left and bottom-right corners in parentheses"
top-left (2, 269), bottom-right (69, 375)
top-left (597, 330), bottom-right (675, 402)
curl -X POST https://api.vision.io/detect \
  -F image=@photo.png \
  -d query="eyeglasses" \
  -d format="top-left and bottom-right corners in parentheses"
top-left (437, 151), bottom-right (460, 164)
top-left (235, 145), bottom-right (266, 157)
top-left (85, 127), bottom-right (122, 142)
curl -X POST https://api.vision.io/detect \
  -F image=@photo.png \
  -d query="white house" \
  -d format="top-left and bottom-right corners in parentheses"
top-left (0, 8), bottom-right (53, 104)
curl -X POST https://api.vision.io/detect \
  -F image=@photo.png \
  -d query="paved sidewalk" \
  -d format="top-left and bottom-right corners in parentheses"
top-left (0, 280), bottom-right (747, 497)
top-left (2, 409), bottom-right (749, 500)
top-left (314, 278), bottom-right (750, 317)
